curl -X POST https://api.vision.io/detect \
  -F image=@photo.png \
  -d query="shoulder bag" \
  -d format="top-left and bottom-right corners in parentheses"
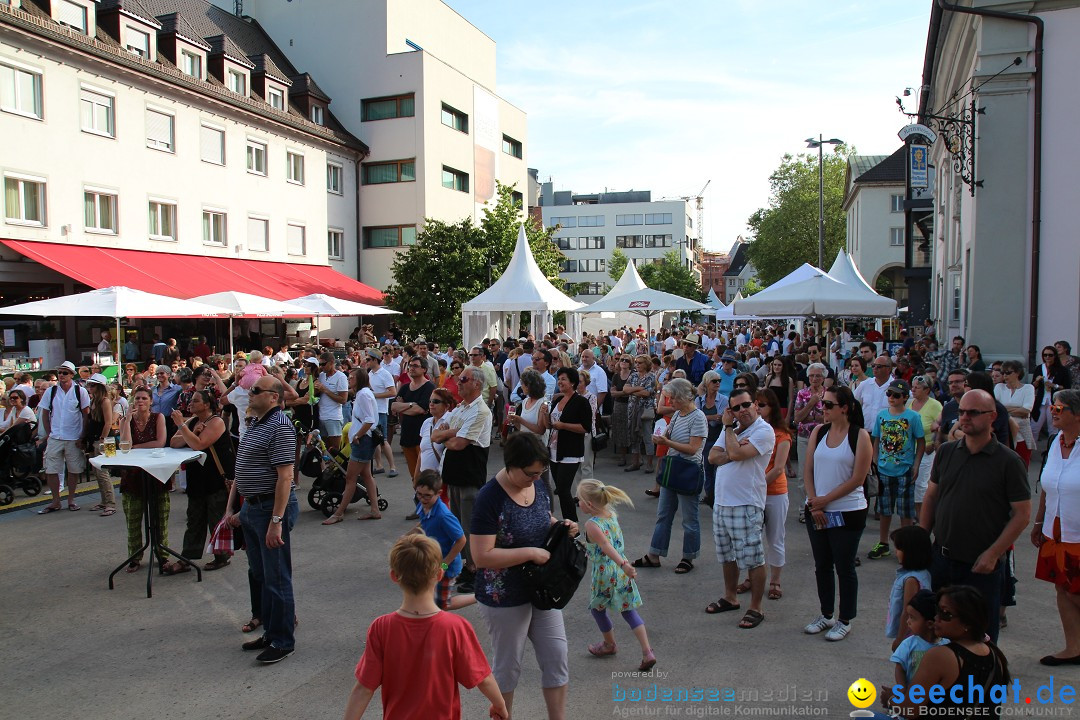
top-left (654, 412), bottom-right (704, 496)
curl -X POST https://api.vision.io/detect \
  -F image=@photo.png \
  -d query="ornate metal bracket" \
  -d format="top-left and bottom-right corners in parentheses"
top-left (923, 97), bottom-right (985, 196)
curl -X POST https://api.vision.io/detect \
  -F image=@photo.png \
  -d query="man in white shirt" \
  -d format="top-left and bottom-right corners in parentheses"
top-left (854, 354), bottom-right (894, 428)
top-left (314, 352), bottom-right (348, 455)
top-left (707, 388), bottom-right (776, 627)
top-left (380, 345), bottom-right (401, 377)
top-left (578, 349), bottom-right (608, 408)
top-left (608, 333), bottom-right (623, 352)
top-left (663, 332), bottom-right (678, 354)
top-left (38, 360), bottom-right (91, 512)
top-left (364, 350), bottom-right (399, 478)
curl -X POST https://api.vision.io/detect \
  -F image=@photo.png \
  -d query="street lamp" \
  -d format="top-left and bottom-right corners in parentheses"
top-left (806, 135), bottom-right (844, 268)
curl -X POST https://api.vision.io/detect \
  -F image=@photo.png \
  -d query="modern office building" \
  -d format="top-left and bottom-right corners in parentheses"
top-left (538, 183), bottom-right (699, 304)
top-left (0, 0), bottom-right (376, 358)
top-left (227, 0), bottom-right (530, 292)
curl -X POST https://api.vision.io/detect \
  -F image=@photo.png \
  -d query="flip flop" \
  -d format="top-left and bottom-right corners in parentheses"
top-left (768, 583), bottom-right (783, 600)
top-left (705, 598), bottom-right (740, 614)
top-left (100, 507), bottom-right (116, 517)
top-left (321, 515), bottom-right (344, 525)
top-left (739, 609), bottom-right (765, 629)
top-left (67, 504), bottom-right (81, 511)
top-left (90, 503), bottom-right (107, 511)
top-left (38, 505), bottom-right (62, 514)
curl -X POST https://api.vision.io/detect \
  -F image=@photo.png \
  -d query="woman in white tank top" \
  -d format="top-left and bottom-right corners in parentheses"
top-left (801, 385), bottom-right (873, 642)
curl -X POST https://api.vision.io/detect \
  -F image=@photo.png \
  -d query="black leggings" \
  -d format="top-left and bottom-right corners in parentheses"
top-left (805, 508), bottom-right (866, 622)
top-left (550, 461), bottom-right (580, 522)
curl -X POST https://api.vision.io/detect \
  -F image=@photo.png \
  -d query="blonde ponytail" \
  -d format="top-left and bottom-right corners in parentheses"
top-left (577, 478), bottom-right (634, 510)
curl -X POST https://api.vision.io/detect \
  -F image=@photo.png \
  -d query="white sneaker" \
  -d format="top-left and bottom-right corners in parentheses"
top-left (803, 615), bottom-right (835, 634)
top-left (825, 620), bottom-right (852, 641)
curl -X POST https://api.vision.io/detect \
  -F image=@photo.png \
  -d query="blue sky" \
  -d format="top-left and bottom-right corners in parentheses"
top-left (444, 0), bottom-right (931, 253)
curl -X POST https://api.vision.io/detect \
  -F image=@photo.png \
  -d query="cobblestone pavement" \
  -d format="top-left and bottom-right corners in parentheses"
top-left (1, 445), bottom-right (1069, 719)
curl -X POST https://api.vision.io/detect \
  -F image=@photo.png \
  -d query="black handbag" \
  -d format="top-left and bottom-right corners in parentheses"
top-left (655, 454), bottom-right (704, 495)
top-left (522, 521), bottom-right (588, 610)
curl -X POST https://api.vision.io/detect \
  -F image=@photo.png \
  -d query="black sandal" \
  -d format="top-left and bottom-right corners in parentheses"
top-left (674, 559), bottom-right (694, 574)
top-left (631, 555), bottom-right (661, 568)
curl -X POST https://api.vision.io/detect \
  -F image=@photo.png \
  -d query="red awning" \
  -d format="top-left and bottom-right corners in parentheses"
top-left (0, 240), bottom-right (384, 305)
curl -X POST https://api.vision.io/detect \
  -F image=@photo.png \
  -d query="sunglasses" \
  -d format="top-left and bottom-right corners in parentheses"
top-left (1002, 370), bottom-right (1016, 376)
top-left (730, 400), bottom-right (754, 411)
top-left (872, 363), bottom-right (891, 369)
top-left (734, 383), bottom-right (748, 389)
top-left (936, 607), bottom-right (955, 622)
top-left (821, 400), bottom-right (837, 410)
top-left (1050, 404), bottom-right (1070, 414)
top-left (886, 390), bottom-right (906, 399)
top-left (1043, 353), bottom-right (1057, 358)
top-left (469, 353), bottom-right (482, 357)
top-left (57, 370), bottom-right (73, 376)
top-left (957, 408), bottom-right (991, 417)
top-left (429, 399), bottom-right (443, 405)
top-left (415, 491), bottom-right (438, 501)
top-left (250, 386), bottom-right (278, 396)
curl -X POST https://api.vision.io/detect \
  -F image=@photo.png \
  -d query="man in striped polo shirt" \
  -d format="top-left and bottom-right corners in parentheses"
top-left (225, 376), bottom-right (298, 664)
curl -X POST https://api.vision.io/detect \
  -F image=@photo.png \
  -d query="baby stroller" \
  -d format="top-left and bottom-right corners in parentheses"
top-left (0, 422), bottom-right (44, 506)
top-left (301, 427), bottom-right (388, 518)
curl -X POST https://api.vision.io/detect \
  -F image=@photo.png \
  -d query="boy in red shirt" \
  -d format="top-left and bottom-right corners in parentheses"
top-left (344, 532), bottom-right (508, 720)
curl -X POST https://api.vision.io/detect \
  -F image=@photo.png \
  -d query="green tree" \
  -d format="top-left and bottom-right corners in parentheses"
top-left (745, 148), bottom-right (848, 285)
top-left (384, 183), bottom-right (565, 343)
top-left (608, 248), bottom-right (629, 282)
top-left (742, 277), bottom-right (766, 296)
top-left (638, 250), bottom-right (702, 299)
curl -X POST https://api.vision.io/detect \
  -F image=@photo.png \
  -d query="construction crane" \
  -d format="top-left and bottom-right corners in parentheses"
top-left (687, 179), bottom-right (710, 249)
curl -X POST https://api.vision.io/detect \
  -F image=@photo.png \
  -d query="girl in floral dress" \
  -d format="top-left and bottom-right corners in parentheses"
top-left (577, 479), bottom-right (656, 671)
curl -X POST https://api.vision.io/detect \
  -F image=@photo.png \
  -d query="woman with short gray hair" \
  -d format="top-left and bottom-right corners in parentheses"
top-left (632, 377), bottom-right (706, 574)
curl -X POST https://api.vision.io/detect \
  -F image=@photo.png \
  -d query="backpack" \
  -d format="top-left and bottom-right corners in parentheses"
top-left (813, 422), bottom-right (861, 456)
top-left (45, 383), bottom-right (87, 415)
top-left (521, 521), bottom-right (588, 610)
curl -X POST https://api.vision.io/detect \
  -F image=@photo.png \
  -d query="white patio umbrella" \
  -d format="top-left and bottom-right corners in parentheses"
top-left (188, 291), bottom-right (314, 361)
top-left (0, 286), bottom-right (234, 365)
top-left (283, 293), bottom-right (399, 344)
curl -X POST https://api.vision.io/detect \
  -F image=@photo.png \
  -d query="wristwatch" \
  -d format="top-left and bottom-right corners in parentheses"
top-left (271, 515), bottom-right (283, 524)
top-left (725, 424), bottom-right (737, 430)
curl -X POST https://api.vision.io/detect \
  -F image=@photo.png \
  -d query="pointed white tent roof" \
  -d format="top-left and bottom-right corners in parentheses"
top-left (769, 262), bottom-right (825, 290)
top-left (733, 266), bottom-right (897, 317)
top-left (827, 250), bottom-right (877, 293)
top-left (606, 262), bottom-right (649, 298)
top-left (706, 287), bottom-right (723, 309)
top-left (461, 226), bottom-right (585, 312)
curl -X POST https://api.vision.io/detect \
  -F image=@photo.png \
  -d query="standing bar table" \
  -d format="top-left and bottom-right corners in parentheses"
top-left (91, 448), bottom-right (206, 598)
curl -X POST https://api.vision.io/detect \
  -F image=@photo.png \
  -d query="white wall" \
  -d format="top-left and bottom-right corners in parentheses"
top-left (846, 183), bottom-right (906, 289)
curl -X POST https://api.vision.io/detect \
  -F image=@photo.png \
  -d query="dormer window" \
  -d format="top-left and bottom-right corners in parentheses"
top-left (227, 69), bottom-right (246, 95)
top-left (267, 86), bottom-right (284, 111)
top-left (126, 27), bottom-right (149, 57)
top-left (180, 50), bottom-right (202, 80)
top-left (56, 0), bottom-right (88, 33)
top-left (310, 105), bottom-right (324, 125)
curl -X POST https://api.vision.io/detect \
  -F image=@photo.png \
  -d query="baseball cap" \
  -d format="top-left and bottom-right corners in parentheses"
top-left (304, 357), bottom-right (320, 366)
top-left (888, 379), bottom-right (910, 395)
top-left (365, 349), bottom-right (381, 361)
top-left (58, 360), bottom-right (77, 373)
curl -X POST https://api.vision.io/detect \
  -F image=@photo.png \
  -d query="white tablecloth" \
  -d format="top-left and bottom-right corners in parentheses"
top-left (89, 447), bottom-right (205, 484)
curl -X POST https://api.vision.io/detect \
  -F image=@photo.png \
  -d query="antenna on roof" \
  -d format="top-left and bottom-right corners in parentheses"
top-left (234, 0), bottom-right (243, 17)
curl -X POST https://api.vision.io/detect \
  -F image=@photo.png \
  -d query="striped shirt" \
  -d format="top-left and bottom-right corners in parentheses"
top-left (235, 407), bottom-right (297, 497)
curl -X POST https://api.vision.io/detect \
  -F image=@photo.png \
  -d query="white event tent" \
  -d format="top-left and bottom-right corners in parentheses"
top-left (732, 256), bottom-right (897, 318)
top-left (460, 226), bottom-right (585, 349)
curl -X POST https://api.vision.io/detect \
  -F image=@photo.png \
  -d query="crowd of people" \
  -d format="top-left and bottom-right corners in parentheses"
top-left (9, 320), bottom-right (1080, 719)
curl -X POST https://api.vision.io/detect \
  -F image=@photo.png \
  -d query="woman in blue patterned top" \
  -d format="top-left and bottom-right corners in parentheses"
top-left (471, 432), bottom-right (578, 719)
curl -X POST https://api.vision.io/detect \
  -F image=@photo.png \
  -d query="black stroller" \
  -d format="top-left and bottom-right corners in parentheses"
top-left (300, 426), bottom-right (388, 518)
top-left (0, 422), bottom-right (44, 506)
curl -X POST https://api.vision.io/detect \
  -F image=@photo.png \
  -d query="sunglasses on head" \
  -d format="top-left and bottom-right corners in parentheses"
top-left (730, 400), bottom-right (754, 411)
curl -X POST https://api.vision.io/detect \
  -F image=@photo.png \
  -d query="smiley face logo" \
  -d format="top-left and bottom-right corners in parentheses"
top-left (847, 678), bottom-right (876, 709)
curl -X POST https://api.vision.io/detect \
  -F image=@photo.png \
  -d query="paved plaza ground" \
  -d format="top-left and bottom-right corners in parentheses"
top-left (1, 446), bottom-right (1074, 719)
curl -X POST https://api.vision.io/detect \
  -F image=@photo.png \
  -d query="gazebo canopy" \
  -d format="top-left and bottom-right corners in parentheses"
top-left (733, 263), bottom-right (897, 318)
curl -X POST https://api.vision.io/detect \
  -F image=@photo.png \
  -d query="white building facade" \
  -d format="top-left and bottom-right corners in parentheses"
top-left (538, 185), bottom-right (698, 304)
top-left (917, 0), bottom-right (1080, 364)
top-left (0, 0), bottom-right (373, 350)
top-left (230, 0), bottom-right (530, 292)
top-left (842, 150), bottom-right (909, 307)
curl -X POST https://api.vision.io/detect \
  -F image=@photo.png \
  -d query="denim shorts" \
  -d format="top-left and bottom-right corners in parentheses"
top-left (350, 434), bottom-right (375, 463)
top-left (377, 412), bottom-right (389, 437)
top-left (320, 419), bottom-right (343, 440)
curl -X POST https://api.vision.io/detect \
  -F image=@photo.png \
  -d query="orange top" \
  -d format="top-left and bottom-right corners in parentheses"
top-left (765, 426), bottom-right (791, 495)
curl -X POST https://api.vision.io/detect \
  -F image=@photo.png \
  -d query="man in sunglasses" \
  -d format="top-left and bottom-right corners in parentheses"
top-left (854, 354), bottom-right (894, 427)
top-left (867, 380), bottom-right (925, 560)
top-left (706, 388), bottom-right (775, 628)
top-left (38, 361), bottom-right (91, 513)
top-left (314, 353), bottom-right (348, 457)
top-left (919, 388), bottom-right (1029, 643)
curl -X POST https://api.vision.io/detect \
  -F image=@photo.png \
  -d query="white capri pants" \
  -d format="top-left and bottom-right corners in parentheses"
top-left (764, 493), bottom-right (789, 568)
top-left (914, 450), bottom-right (934, 504)
top-left (478, 603), bottom-right (569, 692)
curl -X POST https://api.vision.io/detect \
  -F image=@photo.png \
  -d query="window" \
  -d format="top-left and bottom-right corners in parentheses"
top-left (577, 259), bottom-right (605, 273)
top-left (126, 27), bottom-right (149, 57)
top-left (247, 216), bottom-right (269, 252)
top-left (615, 235), bottom-right (644, 248)
top-left (645, 234), bottom-right (672, 248)
top-left (554, 237), bottom-right (573, 251)
top-left (560, 259), bottom-right (577, 273)
top-left (145, 108), bottom-right (174, 152)
top-left (891, 194), bottom-right (904, 213)
top-left (4, 175), bottom-right (46, 225)
top-left (227, 69), bottom-right (246, 95)
top-left (267, 87), bottom-right (285, 111)
top-left (56, 0), bottom-right (87, 32)
top-left (362, 94), bottom-right (414, 121)
top-left (327, 228), bottom-right (344, 260)
top-left (202, 209), bottom-right (226, 246)
top-left (616, 214), bottom-right (643, 226)
top-left (550, 216), bottom-right (576, 228)
top-left (326, 162), bottom-right (342, 194)
top-left (890, 227), bottom-right (905, 246)
top-left (950, 273), bottom-right (961, 323)
top-left (286, 151), bottom-right (304, 185)
top-left (363, 225), bottom-right (417, 248)
top-left (148, 200), bottom-right (176, 241)
top-left (645, 213), bottom-right (672, 225)
top-left (578, 215), bottom-right (604, 227)
top-left (180, 50), bottom-right (202, 79)
top-left (310, 105), bottom-right (324, 125)
top-left (200, 124), bottom-right (225, 165)
top-left (246, 139), bottom-right (267, 175)
top-left (511, 190), bottom-right (523, 208)
top-left (441, 166), bottom-right (468, 193)
top-left (362, 159), bottom-right (415, 185)
top-left (84, 190), bottom-right (117, 234)
top-left (581, 236), bottom-right (605, 249)
top-left (579, 282), bottom-right (605, 296)
top-left (287, 223), bottom-right (305, 255)
top-left (1, 61), bottom-right (43, 119)
top-left (440, 103), bottom-right (468, 133)
top-left (502, 134), bottom-right (522, 159)
top-left (80, 87), bottom-right (114, 137)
